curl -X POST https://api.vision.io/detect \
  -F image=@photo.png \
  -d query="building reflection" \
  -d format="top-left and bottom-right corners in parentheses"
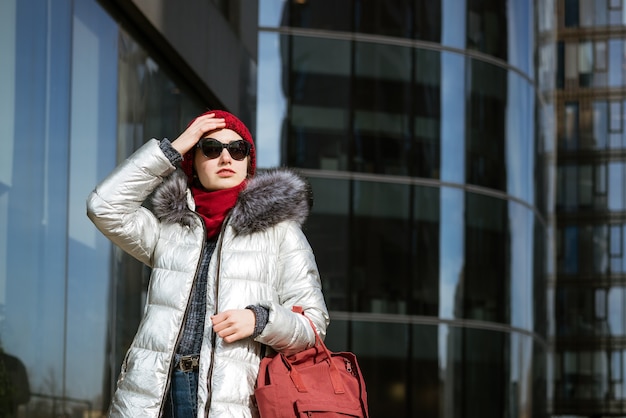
top-left (260, 1), bottom-right (552, 416)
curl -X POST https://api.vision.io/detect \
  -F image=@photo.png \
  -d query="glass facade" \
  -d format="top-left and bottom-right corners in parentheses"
top-left (258, 0), bottom-right (554, 417)
top-left (0, 0), bottom-right (238, 415)
top-left (554, 1), bottom-right (626, 416)
top-left (0, 0), bottom-right (566, 417)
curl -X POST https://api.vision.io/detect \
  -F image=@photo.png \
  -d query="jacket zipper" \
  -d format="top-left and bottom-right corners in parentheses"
top-left (205, 216), bottom-right (229, 416)
top-left (158, 213), bottom-right (207, 417)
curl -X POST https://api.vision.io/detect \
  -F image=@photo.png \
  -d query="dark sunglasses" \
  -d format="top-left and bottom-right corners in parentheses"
top-left (196, 138), bottom-right (251, 161)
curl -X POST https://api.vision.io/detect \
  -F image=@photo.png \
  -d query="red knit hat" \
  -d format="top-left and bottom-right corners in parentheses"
top-left (181, 110), bottom-right (256, 180)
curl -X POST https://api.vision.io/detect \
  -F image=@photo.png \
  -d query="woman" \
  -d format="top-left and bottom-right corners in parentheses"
top-left (87, 110), bottom-right (329, 418)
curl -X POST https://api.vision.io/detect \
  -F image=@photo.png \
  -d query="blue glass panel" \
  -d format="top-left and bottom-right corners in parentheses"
top-left (509, 201), bottom-right (534, 330)
top-left (609, 39), bottom-right (624, 87)
top-left (259, 0), bottom-right (286, 27)
top-left (507, 0), bottom-right (533, 76)
top-left (440, 52), bottom-right (465, 184)
top-left (66, 0), bottom-right (117, 405)
top-left (257, 32), bottom-right (288, 168)
top-left (442, 0), bottom-right (466, 48)
top-left (3, 0), bottom-right (69, 412)
top-left (439, 187), bottom-right (464, 320)
top-left (506, 71), bottom-right (534, 203)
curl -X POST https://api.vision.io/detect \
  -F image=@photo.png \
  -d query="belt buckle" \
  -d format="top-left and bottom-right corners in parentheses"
top-left (178, 355), bottom-right (199, 372)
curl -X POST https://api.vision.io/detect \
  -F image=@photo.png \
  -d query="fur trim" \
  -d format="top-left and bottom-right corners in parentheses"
top-left (151, 168), bottom-right (312, 235)
top-left (152, 170), bottom-right (198, 227)
top-left (229, 168), bottom-right (312, 235)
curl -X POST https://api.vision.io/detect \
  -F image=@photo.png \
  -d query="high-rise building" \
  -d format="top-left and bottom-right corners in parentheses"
top-left (0, 1), bottom-right (564, 417)
top-left (553, 1), bottom-right (626, 416)
top-left (257, 1), bottom-right (555, 417)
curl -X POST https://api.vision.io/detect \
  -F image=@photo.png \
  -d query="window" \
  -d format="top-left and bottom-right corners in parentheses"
top-left (564, 0), bottom-right (580, 27)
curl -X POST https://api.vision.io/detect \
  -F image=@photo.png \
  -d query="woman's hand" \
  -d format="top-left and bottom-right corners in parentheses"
top-left (211, 309), bottom-right (256, 343)
top-left (171, 113), bottom-right (226, 156)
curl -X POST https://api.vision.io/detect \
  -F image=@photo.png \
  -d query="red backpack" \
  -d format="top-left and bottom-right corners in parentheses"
top-left (254, 306), bottom-right (369, 417)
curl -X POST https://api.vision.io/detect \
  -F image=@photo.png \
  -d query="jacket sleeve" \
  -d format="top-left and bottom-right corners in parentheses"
top-left (256, 222), bottom-right (330, 355)
top-left (86, 139), bottom-right (177, 267)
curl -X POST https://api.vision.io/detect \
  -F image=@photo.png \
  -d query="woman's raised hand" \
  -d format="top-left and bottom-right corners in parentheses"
top-left (171, 113), bottom-right (226, 156)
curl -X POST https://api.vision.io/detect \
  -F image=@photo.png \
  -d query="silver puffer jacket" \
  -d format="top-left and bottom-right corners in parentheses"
top-left (86, 139), bottom-right (329, 418)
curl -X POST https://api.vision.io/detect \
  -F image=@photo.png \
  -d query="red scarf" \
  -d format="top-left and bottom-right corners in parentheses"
top-left (191, 181), bottom-right (247, 239)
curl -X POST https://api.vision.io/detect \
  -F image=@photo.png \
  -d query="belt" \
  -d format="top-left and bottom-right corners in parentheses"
top-left (176, 354), bottom-right (200, 372)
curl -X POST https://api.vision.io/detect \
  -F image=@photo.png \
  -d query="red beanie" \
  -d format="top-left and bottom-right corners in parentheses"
top-left (181, 110), bottom-right (256, 180)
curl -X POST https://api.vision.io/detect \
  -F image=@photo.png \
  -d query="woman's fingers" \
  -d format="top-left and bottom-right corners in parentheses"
top-left (171, 113), bottom-right (226, 155)
top-left (211, 309), bottom-right (256, 343)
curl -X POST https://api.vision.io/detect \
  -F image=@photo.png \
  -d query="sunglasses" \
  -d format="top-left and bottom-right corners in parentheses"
top-left (196, 138), bottom-right (251, 161)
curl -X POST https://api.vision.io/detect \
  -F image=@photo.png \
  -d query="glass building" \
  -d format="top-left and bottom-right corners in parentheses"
top-left (0, 0), bottom-right (255, 415)
top-left (257, 1), bottom-right (555, 417)
top-left (0, 0), bottom-right (561, 417)
top-left (554, 1), bottom-right (626, 417)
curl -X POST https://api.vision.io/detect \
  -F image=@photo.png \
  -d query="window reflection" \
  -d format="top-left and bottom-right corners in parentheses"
top-left (308, 175), bottom-right (540, 330)
top-left (555, 349), bottom-right (624, 402)
top-left (110, 28), bottom-right (205, 407)
top-left (560, 39), bottom-right (626, 89)
top-left (466, 59), bottom-right (507, 191)
top-left (326, 320), bottom-right (538, 418)
top-left (288, 0), bottom-right (352, 31)
top-left (0, 0), bottom-right (117, 414)
top-left (557, 162), bottom-right (626, 211)
top-left (465, 193), bottom-right (508, 322)
top-left (415, 0), bottom-right (442, 42)
top-left (414, 48), bottom-right (441, 180)
top-left (467, 0), bottom-right (508, 61)
top-left (352, 181), bottom-right (412, 313)
top-left (257, 32), bottom-right (287, 168)
top-left (565, 0), bottom-right (626, 27)
top-left (355, 0), bottom-right (413, 38)
top-left (608, 39), bottom-right (624, 87)
top-left (440, 52), bottom-right (464, 183)
top-left (306, 177), bottom-right (350, 310)
top-left (560, 102), bottom-right (579, 150)
top-left (557, 285), bottom-right (626, 338)
top-left (267, 0), bottom-right (444, 42)
top-left (283, 36), bottom-right (538, 187)
top-left (353, 42), bottom-right (412, 175)
top-left (287, 36), bottom-right (351, 170)
top-left (351, 320), bottom-right (408, 417)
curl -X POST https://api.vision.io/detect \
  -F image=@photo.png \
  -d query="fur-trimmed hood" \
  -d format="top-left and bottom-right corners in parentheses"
top-left (152, 168), bottom-right (313, 235)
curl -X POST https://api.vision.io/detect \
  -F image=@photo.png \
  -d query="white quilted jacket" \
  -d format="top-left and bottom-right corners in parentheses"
top-left (86, 139), bottom-right (329, 417)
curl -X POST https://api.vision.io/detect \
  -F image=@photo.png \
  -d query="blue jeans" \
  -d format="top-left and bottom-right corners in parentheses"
top-left (162, 368), bottom-right (199, 418)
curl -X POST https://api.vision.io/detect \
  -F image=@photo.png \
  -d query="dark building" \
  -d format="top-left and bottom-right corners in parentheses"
top-left (0, 0), bottom-right (563, 417)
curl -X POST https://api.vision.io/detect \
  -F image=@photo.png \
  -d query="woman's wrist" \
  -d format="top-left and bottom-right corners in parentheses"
top-left (245, 305), bottom-right (269, 338)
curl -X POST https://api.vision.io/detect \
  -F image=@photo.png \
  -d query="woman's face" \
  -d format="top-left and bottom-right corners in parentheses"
top-left (194, 128), bottom-right (249, 191)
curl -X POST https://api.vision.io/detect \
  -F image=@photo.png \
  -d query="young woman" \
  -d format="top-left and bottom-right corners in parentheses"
top-left (87, 110), bottom-right (329, 418)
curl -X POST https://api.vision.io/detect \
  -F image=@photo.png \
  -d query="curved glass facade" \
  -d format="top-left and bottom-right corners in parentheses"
top-left (258, 1), bottom-right (554, 417)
